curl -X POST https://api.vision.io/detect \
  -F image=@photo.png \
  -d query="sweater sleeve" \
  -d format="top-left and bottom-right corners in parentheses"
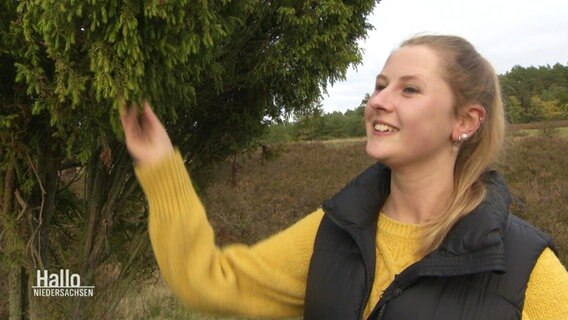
top-left (135, 150), bottom-right (324, 317)
top-left (522, 247), bottom-right (568, 319)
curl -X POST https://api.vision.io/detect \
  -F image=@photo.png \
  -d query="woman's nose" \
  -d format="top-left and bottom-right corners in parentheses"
top-left (367, 89), bottom-right (393, 112)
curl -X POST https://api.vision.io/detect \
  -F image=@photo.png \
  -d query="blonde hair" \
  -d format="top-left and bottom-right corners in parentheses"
top-left (400, 35), bottom-right (506, 255)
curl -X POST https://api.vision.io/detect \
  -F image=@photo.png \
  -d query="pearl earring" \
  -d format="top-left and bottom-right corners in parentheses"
top-left (453, 134), bottom-right (468, 150)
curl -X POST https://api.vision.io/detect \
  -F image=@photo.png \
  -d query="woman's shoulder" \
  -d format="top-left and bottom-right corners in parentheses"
top-left (505, 214), bottom-right (557, 253)
top-left (524, 247), bottom-right (568, 318)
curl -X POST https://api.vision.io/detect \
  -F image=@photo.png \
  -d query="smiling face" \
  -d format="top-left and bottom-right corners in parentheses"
top-left (365, 45), bottom-right (458, 170)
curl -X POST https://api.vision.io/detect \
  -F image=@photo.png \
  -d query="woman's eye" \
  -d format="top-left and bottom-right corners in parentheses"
top-left (403, 86), bottom-right (420, 94)
top-left (375, 84), bottom-right (386, 91)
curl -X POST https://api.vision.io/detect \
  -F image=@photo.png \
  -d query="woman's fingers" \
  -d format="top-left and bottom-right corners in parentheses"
top-left (120, 103), bottom-right (138, 135)
top-left (141, 100), bottom-right (156, 127)
top-left (122, 104), bottom-right (142, 144)
top-left (119, 100), bottom-right (174, 166)
top-left (120, 102), bottom-right (147, 161)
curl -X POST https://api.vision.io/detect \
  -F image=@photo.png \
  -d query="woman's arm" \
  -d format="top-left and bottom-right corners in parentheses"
top-left (121, 101), bottom-right (323, 316)
top-left (136, 150), bottom-right (324, 317)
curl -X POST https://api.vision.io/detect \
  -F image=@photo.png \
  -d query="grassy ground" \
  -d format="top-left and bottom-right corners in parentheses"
top-left (118, 128), bottom-right (568, 319)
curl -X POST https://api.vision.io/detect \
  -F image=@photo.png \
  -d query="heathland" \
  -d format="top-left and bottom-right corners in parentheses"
top-left (117, 127), bottom-right (568, 319)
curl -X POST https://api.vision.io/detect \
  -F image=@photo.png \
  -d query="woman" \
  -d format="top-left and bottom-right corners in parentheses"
top-left (121, 35), bottom-right (568, 319)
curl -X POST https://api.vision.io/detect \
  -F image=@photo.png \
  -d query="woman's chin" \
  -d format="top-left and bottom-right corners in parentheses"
top-left (365, 143), bottom-right (388, 163)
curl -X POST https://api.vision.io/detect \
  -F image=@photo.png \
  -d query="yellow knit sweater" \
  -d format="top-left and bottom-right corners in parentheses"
top-left (136, 151), bottom-right (568, 319)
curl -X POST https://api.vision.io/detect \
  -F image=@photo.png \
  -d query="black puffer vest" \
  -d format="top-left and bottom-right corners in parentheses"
top-left (304, 163), bottom-right (557, 320)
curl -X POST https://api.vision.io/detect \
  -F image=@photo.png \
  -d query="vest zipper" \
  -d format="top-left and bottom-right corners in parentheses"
top-left (375, 304), bottom-right (386, 320)
top-left (368, 275), bottom-right (399, 320)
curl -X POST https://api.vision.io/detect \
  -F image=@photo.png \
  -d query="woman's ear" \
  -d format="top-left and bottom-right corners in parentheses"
top-left (452, 104), bottom-right (486, 142)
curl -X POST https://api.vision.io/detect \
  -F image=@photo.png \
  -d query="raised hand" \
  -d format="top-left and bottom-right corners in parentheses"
top-left (120, 100), bottom-right (174, 166)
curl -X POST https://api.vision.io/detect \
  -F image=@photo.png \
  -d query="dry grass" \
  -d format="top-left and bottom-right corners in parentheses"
top-left (119, 128), bottom-right (567, 319)
top-left (510, 120), bottom-right (568, 131)
top-left (501, 132), bottom-right (568, 261)
top-left (202, 142), bottom-right (376, 245)
top-left (117, 276), bottom-right (248, 320)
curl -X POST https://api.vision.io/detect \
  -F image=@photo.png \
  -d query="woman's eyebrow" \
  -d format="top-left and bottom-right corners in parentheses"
top-left (375, 73), bottom-right (424, 83)
top-left (376, 74), bottom-right (388, 82)
top-left (399, 75), bottom-right (422, 82)
top-left (376, 74), bottom-right (423, 82)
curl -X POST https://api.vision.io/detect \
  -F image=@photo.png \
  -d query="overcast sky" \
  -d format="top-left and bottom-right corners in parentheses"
top-left (321, 0), bottom-right (568, 113)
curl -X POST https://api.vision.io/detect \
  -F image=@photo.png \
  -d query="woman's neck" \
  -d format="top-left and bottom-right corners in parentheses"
top-left (382, 162), bottom-right (455, 224)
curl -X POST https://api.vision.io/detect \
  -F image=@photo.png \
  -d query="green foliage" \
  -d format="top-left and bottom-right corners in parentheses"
top-left (2, 0), bottom-right (380, 167)
top-left (531, 96), bottom-right (565, 121)
top-left (501, 63), bottom-right (568, 123)
top-left (293, 101), bottom-right (326, 140)
top-left (262, 123), bottom-right (296, 144)
top-left (505, 96), bottom-right (525, 124)
top-left (264, 104), bottom-right (366, 142)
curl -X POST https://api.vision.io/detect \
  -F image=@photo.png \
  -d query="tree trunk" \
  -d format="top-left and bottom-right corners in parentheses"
top-left (38, 146), bottom-right (60, 271)
top-left (18, 138), bottom-right (60, 320)
top-left (71, 145), bottom-right (123, 319)
top-left (2, 162), bottom-right (26, 320)
top-left (70, 153), bottom-right (103, 320)
top-left (8, 267), bottom-right (25, 320)
top-left (28, 283), bottom-right (41, 320)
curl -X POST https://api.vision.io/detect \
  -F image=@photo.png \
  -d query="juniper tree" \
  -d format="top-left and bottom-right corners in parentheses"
top-left (0, 0), bottom-right (379, 318)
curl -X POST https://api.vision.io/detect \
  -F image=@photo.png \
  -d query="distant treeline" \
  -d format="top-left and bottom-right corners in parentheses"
top-left (265, 106), bottom-right (366, 143)
top-left (264, 63), bottom-right (568, 143)
top-left (501, 63), bottom-right (568, 123)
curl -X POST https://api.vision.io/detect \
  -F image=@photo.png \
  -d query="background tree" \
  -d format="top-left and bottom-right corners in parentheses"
top-left (0, 0), bottom-right (379, 318)
top-left (501, 63), bottom-right (568, 123)
top-left (264, 92), bottom-right (367, 143)
top-left (294, 101), bottom-right (326, 140)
